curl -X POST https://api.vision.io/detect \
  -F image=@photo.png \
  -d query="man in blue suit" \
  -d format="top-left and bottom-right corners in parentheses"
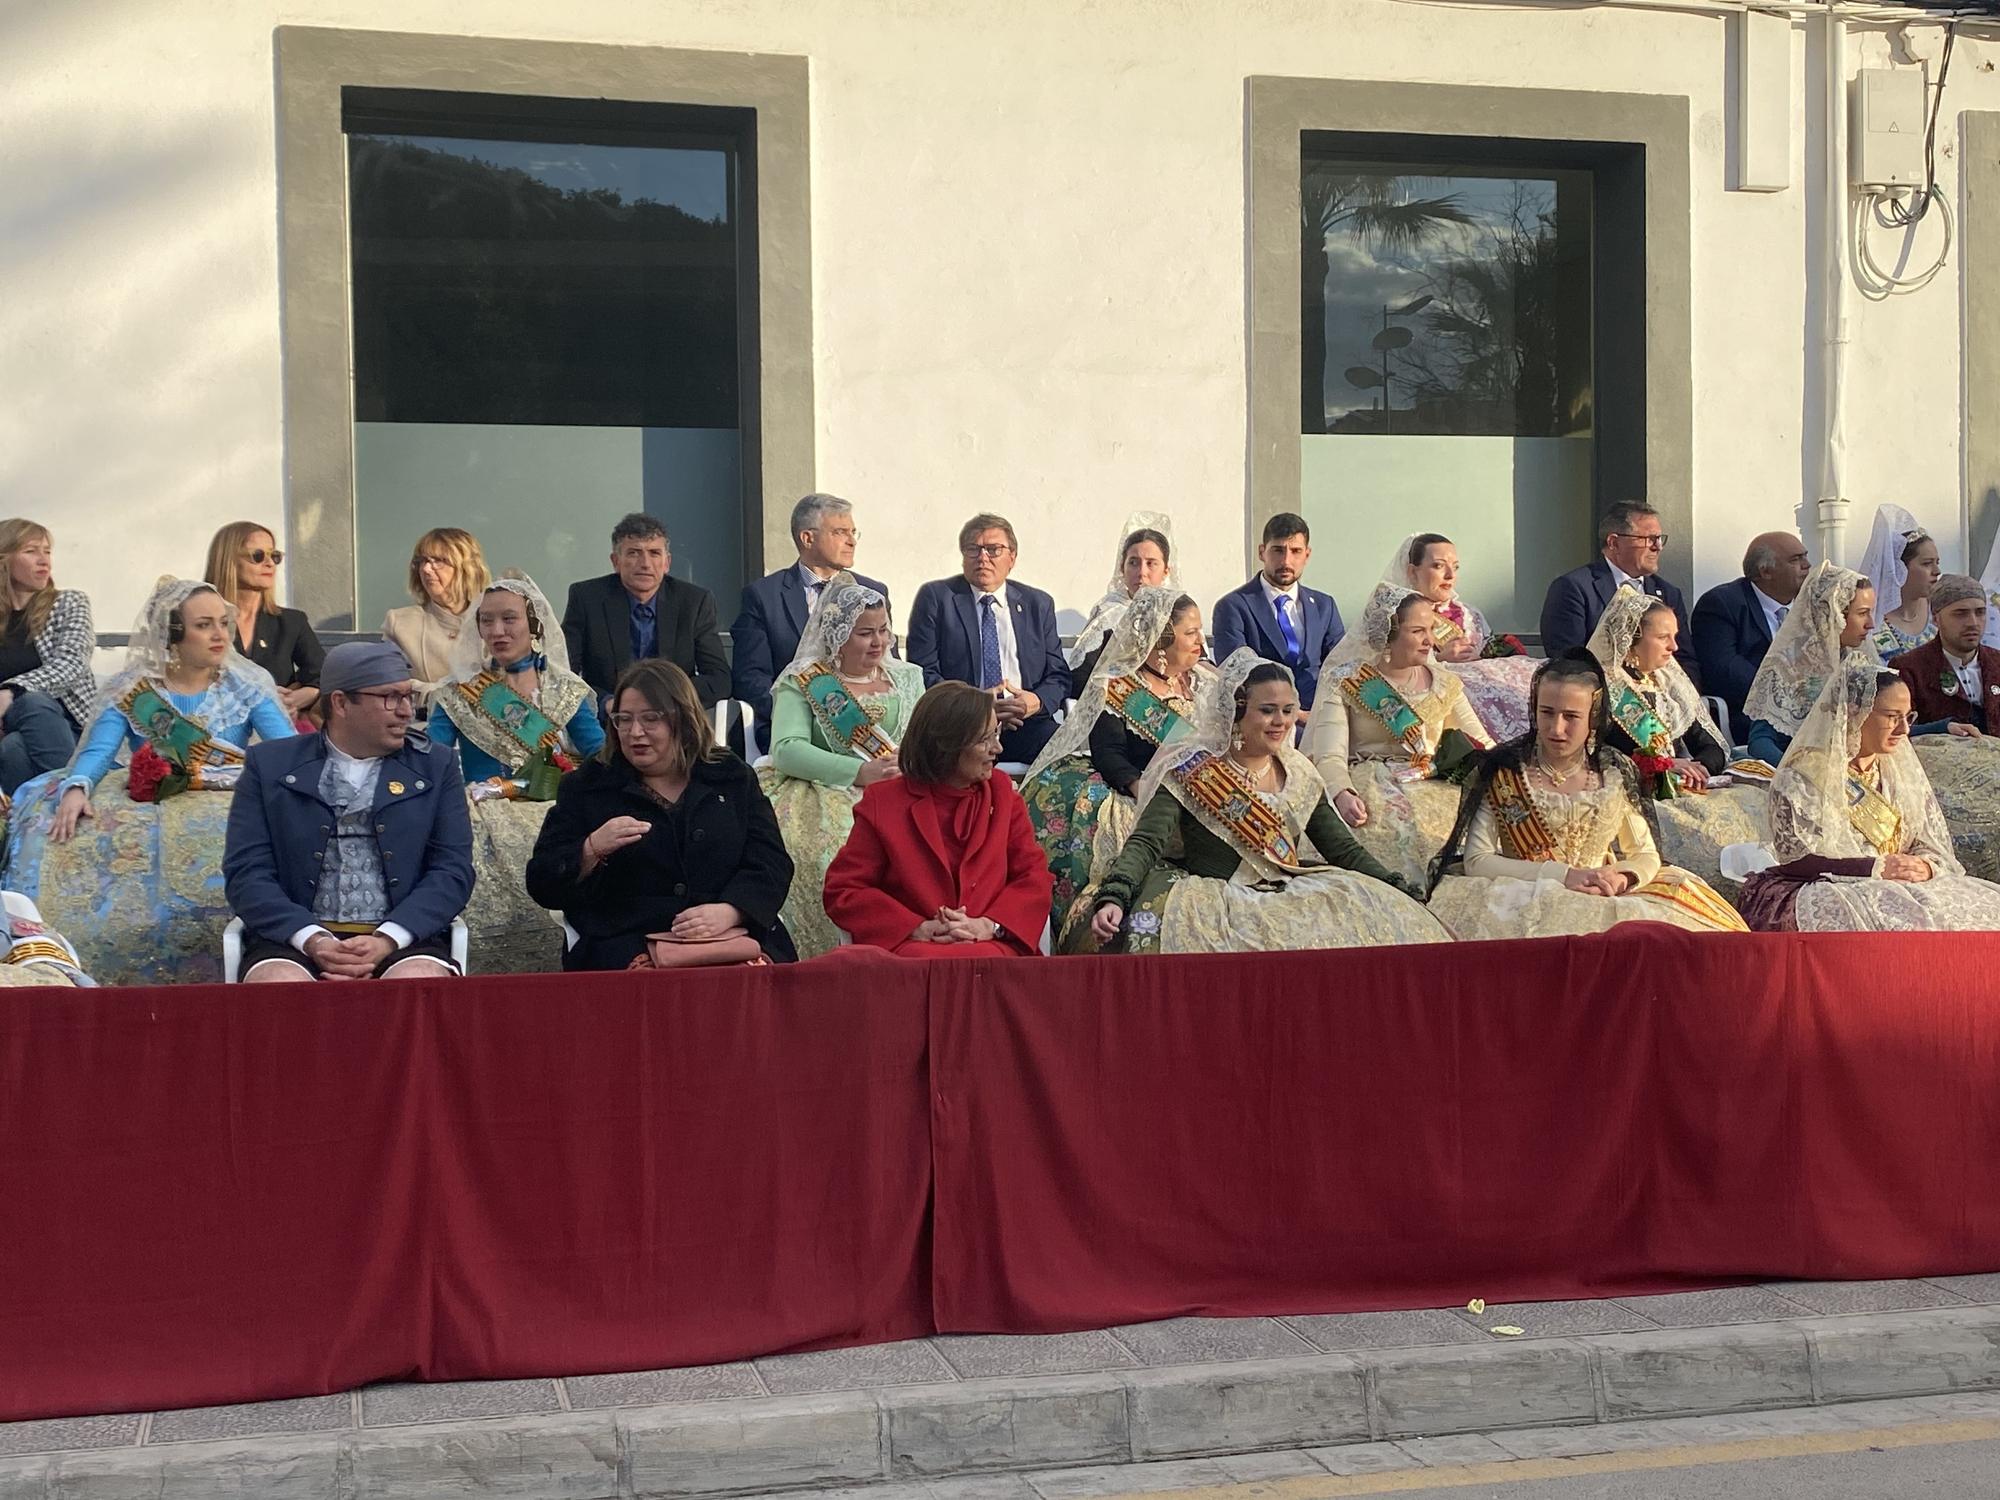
top-left (730, 493), bottom-right (890, 752)
top-left (1538, 500), bottom-right (1699, 682)
top-left (1691, 531), bottom-right (1811, 742)
top-left (1210, 513), bottom-right (1344, 711)
top-left (906, 513), bottom-right (1069, 764)
top-left (224, 642), bottom-right (473, 982)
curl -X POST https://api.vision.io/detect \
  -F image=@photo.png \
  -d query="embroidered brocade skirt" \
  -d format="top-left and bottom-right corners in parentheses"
top-left (759, 769), bottom-right (861, 960)
top-left (1649, 783), bottom-right (1770, 900)
top-left (1342, 763), bottom-right (1465, 889)
top-left (1913, 736), bottom-right (2000, 883)
top-left (1448, 656), bottom-right (1541, 743)
top-left (1021, 755), bottom-right (1139, 933)
top-left (1078, 864), bottom-right (1451, 955)
top-left (1428, 865), bottom-right (1745, 942)
top-left (1792, 872), bottom-right (2000, 932)
top-left (461, 798), bottom-right (567, 974)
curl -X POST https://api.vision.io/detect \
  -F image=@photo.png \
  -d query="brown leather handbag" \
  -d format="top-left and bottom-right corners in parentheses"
top-left (642, 928), bottom-right (766, 969)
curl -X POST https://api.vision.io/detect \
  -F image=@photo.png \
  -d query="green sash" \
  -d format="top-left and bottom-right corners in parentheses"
top-left (444, 670), bottom-right (561, 773)
top-left (118, 680), bottom-right (239, 769)
top-left (796, 665), bottom-right (897, 760)
top-left (1340, 664), bottom-right (1428, 765)
top-left (1609, 682), bottom-right (1675, 758)
top-left (1103, 675), bottom-right (1184, 748)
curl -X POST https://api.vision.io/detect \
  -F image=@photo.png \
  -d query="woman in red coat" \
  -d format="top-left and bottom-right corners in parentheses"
top-left (825, 682), bottom-right (1052, 957)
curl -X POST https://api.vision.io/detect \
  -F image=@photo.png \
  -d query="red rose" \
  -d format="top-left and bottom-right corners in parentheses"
top-left (126, 743), bottom-right (172, 803)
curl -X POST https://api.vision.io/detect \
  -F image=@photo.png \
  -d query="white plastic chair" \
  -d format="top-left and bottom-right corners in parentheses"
top-left (223, 916), bottom-right (469, 981)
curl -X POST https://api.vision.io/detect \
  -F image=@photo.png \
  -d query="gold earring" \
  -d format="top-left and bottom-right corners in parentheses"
top-left (1587, 730), bottom-right (1598, 755)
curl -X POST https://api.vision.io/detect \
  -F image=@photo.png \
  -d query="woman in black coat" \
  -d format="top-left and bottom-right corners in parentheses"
top-left (526, 659), bottom-right (796, 970)
top-left (204, 521), bottom-right (326, 720)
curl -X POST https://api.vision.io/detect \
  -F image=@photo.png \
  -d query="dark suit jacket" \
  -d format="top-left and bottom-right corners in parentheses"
top-left (905, 576), bottom-right (1070, 715)
top-left (561, 574), bottom-right (730, 709)
top-left (524, 752), bottom-right (796, 970)
top-left (1539, 558), bottom-right (1699, 684)
top-left (241, 606), bottom-right (326, 692)
top-left (1209, 578), bottom-right (1344, 710)
top-left (1891, 638), bottom-right (2000, 735)
top-left (223, 731), bottom-right (474, 947)
top-left (730, 565), bottom-right (890, 747)
top-left (1691, 577), bottom-right (1778, 741)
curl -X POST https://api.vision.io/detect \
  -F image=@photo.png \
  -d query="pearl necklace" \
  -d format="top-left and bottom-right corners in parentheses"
top-left (1536, 751), bottom-right (1587, 788)
top-left (837, 665), bottom-right (886, 686)
top-left (1225, 752), bottom-right (1279, 790)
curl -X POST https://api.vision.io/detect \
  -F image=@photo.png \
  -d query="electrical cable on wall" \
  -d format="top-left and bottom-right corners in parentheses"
top-left (1852, 23), bottom-right (1958, 297)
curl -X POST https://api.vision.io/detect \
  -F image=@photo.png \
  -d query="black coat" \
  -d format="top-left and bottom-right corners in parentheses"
top-left (1605, 712), bottom-right (1728, 775)
top-left (1087, 709), bottom-right (1156, 797)
top-left (525, 753), bottom-right (796, 970)
top-left (560, 574), bottom-right (731, 708)
top-left (241, 606), bottom-right (326, 692)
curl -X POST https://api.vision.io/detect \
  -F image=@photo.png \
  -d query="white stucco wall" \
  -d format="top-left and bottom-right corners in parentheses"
top-left (3, 0), bottom-right (1994, 636)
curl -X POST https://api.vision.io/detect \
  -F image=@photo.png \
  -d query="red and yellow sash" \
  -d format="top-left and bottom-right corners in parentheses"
top-left (1484, 765), bottom-right (1560, 863)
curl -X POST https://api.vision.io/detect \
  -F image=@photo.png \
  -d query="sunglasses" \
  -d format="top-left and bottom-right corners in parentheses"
top-left (243, 548), bottom-right (285, 565)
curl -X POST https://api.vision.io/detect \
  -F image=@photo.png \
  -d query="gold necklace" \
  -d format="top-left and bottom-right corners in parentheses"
top-left (1536, 751), bottom-right (1585, 787)
top-left (1226, 752), bottom-right (1277, 789)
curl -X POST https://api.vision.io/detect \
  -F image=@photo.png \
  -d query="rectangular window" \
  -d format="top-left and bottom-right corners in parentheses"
top-left (344, 88), bottom-right (750, 629)
top-left (1300, 146), bottom-right (1606, 633)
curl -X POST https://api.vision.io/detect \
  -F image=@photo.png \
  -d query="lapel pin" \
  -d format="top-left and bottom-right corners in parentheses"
top-left (388, 780), bottom-right (405, 795)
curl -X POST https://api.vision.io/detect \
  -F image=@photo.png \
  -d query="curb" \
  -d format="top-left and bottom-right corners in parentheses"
top-left (6, 1306), bottom-right (2000, 1499)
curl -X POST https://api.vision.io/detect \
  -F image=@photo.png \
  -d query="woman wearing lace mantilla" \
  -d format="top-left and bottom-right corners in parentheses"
top-left (1742, 561), bottom-right (1878, 765)
top-left (1071, 649), bottom-right (1449, 954)
top-left (1063, 513), bottom-right (1176, 694)
top-left (1387, 532), bottom-right (1541, 740)
top-left (8, 577), bottom-right (296, 984)
top-left (1302, 587), bottom-right (1491, 888)
top-left (1427, 652), bottom-right (1746, 940)
top-left (1857, 504), bottom-right (1941, 660)
top-left (1022, 585), bottom-right (1210, 930)
top-left (1586, 586), bottom-right (1761, 895)
top-left (758, 578), bottom-right (925, 957)
top-left (1739, 655), bottom-right (2000, 931)
top-left (427, 572), bottom-right (604, 971)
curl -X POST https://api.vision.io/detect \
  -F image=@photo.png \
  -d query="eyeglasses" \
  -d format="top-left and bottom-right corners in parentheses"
top-left (351, 689), bottom-right (417, 710)
top-left (244, 548), bottom-right (285, 564)
top-left (967, 731), bottom-right (1004, 751)
top-left (416, 555), bottom-right (454, 569)
top-left (818, 527), bottom-right (860, 541)
top-left (1611, 533), bottom-right (1669, 550)
top-left (609, 710), bottom-right (670, 731)
top-left (962, 544), bottom-right (1013, 560)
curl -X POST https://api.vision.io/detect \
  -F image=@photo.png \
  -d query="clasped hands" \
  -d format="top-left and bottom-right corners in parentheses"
top-left (1562, 866), bottom-right (1634, 898)
top-left (304, 930), bottom-right (395, 979)
top-left (1881, 853), bottom-right (1933, 883)
top-left (991, 683), bottom-right (1039, 728)
top-left (910, 906), bottom-right (1000, 944)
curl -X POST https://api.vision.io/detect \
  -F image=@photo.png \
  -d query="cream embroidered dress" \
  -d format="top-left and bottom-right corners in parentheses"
top-left (1075, 650), bottom-right (1451, 955)
top-left (758, 581), bottom-right (925, 958)
top-left (1429, 758), bottom-right (1746, 941)
top-left (1768, 655), bottom-right (2000, 931)
top-left (1303, 585), bottom-right (1492, 887)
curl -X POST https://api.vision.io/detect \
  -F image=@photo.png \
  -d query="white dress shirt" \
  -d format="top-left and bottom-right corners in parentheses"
top-left (796, 560), bottom-right (836, 615)
top-left (1751, 584), bottom-right (1789, 640)
top-left (1943, 646), bottom-right (1985, 702)
top-left (974, 585), bottom-right (1023, 689)
top-left (1259, 577), bottom-right (1304, 645)
top-left (1608, 561), bottom-right (1643, 592)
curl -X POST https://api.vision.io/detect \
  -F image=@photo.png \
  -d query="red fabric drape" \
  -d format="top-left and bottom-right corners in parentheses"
top-left (7, 930), bottom-right (2000, 1422)
top-left (928, 929), bottom-right (2000, 1330)
top-left (0, 951), bottom-right (932, 1422)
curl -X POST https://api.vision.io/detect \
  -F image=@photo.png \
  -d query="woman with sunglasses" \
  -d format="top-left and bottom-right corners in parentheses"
top-left (203, 521), bottom-right (326, 725)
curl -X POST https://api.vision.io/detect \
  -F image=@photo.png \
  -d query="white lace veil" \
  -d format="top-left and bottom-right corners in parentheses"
top-left (450, 570), bottom-right (573, 680)
top-left (1857, 504), bottom-right (1931, 607)
top-left (1026, 584), bottom-right (1190, 781)
top-left (1129, 646), bottom-right (1281, 815)
top-left (1584, 584), bottom-right (1722, 743)
top-left (65, 576), bottom-right (279, 770)
top-left (1064, 511), bottom-right (1180, 670)
top-left (1741, 561), bottom-right (1876, 738)
top-left (1980, 527), bottom-right (2000, 651)
top-left (1318, 579), bottom-right (1423, 684)
top-left (1770, 651), bottom-right (1960, 871)
top-left (778, 576), bottom-right (886, 681)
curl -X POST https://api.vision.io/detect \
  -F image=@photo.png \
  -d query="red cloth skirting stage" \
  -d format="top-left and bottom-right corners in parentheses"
top-left (5, 929), bottom-right (2000, 1421)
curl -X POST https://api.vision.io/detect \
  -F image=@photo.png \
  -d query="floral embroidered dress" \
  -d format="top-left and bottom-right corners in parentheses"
top-left (756, 580), bottom-right (926, 958)
top-left (6, 578), bottom-right (296, 985)
top-left (1427, 750), bottom-right (1747, 942)
top-left (1302, 585), bottom-right (1493, 888)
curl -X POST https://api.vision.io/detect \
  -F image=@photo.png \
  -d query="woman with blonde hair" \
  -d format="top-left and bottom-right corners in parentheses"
top-left (382, 527), bottom-right (489, 704)
top-left (203, 520), bottom-right (325, 721)
top-left (0, 519), bottom-right (96, 794)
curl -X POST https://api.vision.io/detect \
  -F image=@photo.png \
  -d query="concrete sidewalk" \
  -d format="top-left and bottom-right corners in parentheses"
top-left (6, 1276), bottom-right (2000, 1498)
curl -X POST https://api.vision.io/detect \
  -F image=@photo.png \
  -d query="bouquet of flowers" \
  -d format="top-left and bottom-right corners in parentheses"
top-left (521, 743), bottom-right (579, 802)
top-left (1480, 634), bottom-right (1527, 660)
top-left (125, 742), bottom-right (193, 803)
top-left (1631, 751), bottom-right (1680, 800)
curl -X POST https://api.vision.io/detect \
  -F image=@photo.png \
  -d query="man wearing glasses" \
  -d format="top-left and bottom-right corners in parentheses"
top-left (907, 513), bottom-right (1069, 764)
top-left (730, 492), bottom-right (891, 753)
top-left (224, 642), bottom-right (473, 982)
top-left (1539, 501), bottom-right (1699, 681)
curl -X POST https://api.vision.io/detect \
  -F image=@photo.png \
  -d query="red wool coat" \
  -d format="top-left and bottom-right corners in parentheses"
top-left (1891, 638), bottom-right (2000, 735)
top-left (824, 773), bottom-right (1053, 956)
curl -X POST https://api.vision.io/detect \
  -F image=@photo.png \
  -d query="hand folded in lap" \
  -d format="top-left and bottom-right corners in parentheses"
top-left (1880, 854), bottom-right (1933, 883)
top-left (50, 788), bottom-right (93, 843)
top-left (1673, 758), bottom-right (1710, 792)
top-left (670, 903), bottom-right (743, 941)
top-left (1090, 903), bottom-right (1125, 943)
top-left (1563, 866), bottom-right (1631, 898)
top-left (306, 931), bottom-right (395, 980)
top-left (1332, 789), bottom-right (1368, 828)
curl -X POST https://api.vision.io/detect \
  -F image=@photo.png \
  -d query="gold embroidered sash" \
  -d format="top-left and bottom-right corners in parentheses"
top-left (795, 664), bottom-right (898, 761)
top-left (1165, 749), bottom-right (1308, 880)
top-left (1485, 765), bottom-right (1560, 863)
top-left (1845, 769), bottom-right (1904, 856)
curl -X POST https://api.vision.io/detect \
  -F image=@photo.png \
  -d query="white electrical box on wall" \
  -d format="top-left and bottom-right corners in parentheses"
top-left (1849, 68), bottom-right (1927, 189)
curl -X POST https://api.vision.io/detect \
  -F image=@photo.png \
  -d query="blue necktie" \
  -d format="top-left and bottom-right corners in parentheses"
top-left (978, 595), bottom-right (1003, 689)
top-left (630, 601), bottom-right (656, 662)
top-left (1273, 593), bottom-right (1302, 664)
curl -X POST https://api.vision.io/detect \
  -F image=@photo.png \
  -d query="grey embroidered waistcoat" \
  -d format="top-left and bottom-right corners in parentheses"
top-left (312, 754), bottom-right (390, 925)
